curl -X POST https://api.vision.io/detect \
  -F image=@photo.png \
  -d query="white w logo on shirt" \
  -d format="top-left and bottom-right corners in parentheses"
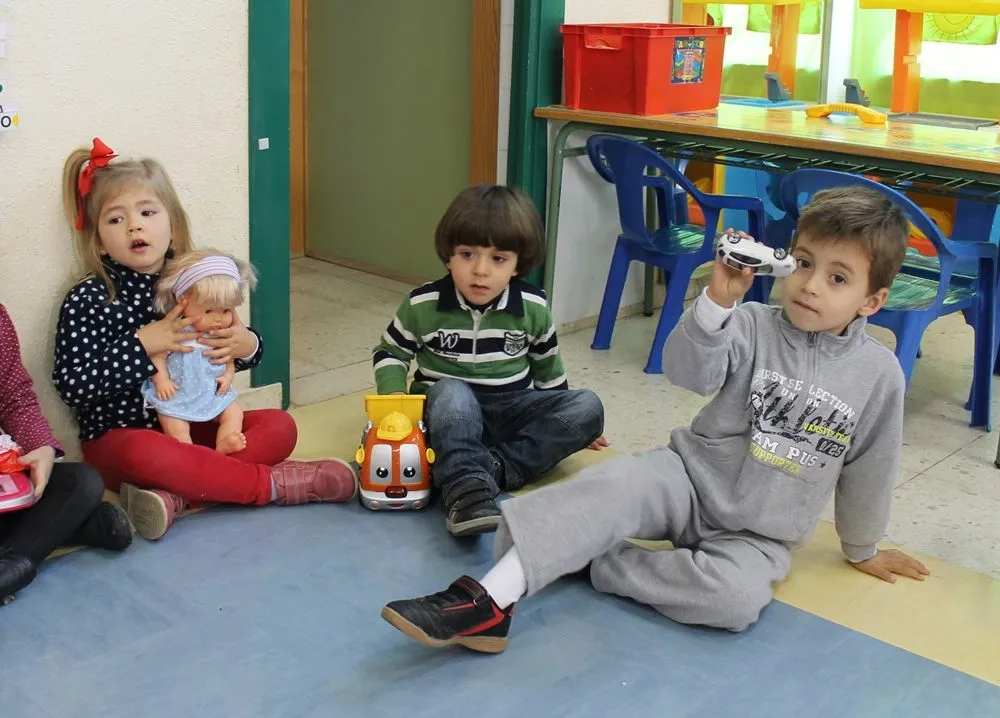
top-left (437, 331), bottom-right (460, 350)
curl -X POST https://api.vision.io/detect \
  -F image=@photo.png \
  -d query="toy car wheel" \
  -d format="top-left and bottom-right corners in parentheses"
top-left (726, 233), bottom-right (741, 244)
top-left (773, 247), bottom-right (787, 260)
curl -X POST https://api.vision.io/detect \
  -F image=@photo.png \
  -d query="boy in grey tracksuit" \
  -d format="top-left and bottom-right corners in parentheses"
top-left (380, 186), bottom-right (930, 653)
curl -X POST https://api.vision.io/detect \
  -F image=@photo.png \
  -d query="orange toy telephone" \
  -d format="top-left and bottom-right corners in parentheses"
top-left (806, 103), bottom-right (888, 125)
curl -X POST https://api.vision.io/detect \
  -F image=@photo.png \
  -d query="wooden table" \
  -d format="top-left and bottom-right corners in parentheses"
top-left (535, 103), bottom-right (1000, 296)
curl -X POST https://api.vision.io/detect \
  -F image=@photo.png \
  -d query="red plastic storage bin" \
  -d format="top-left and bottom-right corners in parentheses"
top-left (560, 23), bottom-right (732, 116)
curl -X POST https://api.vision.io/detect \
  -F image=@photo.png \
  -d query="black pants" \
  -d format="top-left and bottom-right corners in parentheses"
top-left (0, 462), bottom-right (105, 564)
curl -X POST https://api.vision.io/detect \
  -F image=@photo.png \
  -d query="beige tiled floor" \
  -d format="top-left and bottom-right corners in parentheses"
top-left (290, 256), bottom-right (1000, 580)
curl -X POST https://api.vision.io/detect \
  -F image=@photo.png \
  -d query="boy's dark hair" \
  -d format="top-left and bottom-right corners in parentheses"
top-left (792, 186), bottom-right (909, 292)
top-left (434, 185), bottom-right (544, 276)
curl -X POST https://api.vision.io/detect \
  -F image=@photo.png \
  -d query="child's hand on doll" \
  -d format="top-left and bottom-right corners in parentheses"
top-left (138, 302), bottom-right (196, 356)
top-left (852, 549), bottom-right (930, 583)
top-left (707, 229), bottom-right (756, 308)
top-left (201, 311), bottom-right (257, 365)
top-left (18, 445), bottom-right (55, 499)
top-left (153, 374), bottom-right (179, 400)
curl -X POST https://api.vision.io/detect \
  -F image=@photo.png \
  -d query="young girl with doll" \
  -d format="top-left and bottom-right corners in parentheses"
top-left (53, 137), bottom-right (357, 541)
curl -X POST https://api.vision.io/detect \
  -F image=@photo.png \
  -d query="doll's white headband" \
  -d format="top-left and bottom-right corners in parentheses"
top-left (172, 256), bottom-right (242, 298)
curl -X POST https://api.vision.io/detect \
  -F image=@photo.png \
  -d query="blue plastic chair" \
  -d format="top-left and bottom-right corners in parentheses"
top-left (586, 134), bottom-right (766, 374)
top-left (887, 193), bottom-right (1000, 375)
top-left (779, 169), bottom-right (997, 429)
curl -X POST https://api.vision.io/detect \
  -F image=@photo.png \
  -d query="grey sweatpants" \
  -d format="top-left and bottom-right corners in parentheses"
top-left (496, 447), bottom-right (791, 632)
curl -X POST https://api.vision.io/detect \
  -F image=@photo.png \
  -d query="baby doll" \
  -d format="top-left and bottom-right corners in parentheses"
top-left (141, 249), bottom-right (258, 454)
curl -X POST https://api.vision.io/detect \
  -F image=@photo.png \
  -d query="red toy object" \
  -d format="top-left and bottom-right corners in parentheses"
top-left (0, 435), bottom-right (35, 514)
top-left (561, 23), bottom-right (731, 116)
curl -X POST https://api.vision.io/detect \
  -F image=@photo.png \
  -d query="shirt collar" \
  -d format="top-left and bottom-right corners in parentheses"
top-left (434, 274), bottom-right (525, 317)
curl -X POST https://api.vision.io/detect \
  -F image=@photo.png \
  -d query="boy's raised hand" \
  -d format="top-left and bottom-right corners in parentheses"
top-left (852, 548), bottom-right (930, 583)
top-left (707, 229), bottom-right (756, 308)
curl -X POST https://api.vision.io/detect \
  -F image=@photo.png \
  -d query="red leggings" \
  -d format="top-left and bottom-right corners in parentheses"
top-left (82, 409), bottom-right (297, 506)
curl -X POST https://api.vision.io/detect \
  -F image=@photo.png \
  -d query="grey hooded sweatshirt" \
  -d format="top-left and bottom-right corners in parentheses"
top-left (664, 292), bottom-right (905, 562)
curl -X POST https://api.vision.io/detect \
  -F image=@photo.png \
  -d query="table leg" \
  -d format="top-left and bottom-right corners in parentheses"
top-left (973, 257), bottom-right (995, 430)
top-left (542, 122), bottom-right (582, 301)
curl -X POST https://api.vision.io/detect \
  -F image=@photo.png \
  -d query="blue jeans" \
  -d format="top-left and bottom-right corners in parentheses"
top-left (424, 378), bottom-right (605, 495)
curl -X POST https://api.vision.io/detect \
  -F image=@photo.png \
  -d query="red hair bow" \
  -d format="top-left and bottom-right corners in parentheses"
top-left (74, 137), bottom-right (118, 230)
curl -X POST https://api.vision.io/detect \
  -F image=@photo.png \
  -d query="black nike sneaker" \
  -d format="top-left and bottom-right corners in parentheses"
top-left (442, 477), bottom-right (502, 537)
top-left (381, 575), bottom-right (513, 653)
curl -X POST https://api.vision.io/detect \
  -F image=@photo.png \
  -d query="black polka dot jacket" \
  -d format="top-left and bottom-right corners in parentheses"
top-left (52, 257), bottom-right (263, 442)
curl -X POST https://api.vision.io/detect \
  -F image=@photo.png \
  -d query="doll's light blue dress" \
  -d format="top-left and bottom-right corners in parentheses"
top-left (141, 329), bottom-right (236, 422)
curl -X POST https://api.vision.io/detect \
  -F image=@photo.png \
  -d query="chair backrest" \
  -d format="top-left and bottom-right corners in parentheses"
top-left (586, 134), bottom-right (721, 246)
top-left (778, 169), bottom-right (960, 299)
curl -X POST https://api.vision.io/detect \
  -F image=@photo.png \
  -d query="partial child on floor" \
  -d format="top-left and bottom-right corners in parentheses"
top-left (372, 185), bottom-right (607, 537)
top-left (381, 187), bottom-right (929, 652)
top-left (0, 304), bottom-right (132, 603)
top-left (53, 138), bottom-right (357, 542)
top-left (140, 249), bottom-right (257, 455)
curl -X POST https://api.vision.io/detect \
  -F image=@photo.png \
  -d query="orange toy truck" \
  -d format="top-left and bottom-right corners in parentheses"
top-left (355, 395), bottom-right (434, 511)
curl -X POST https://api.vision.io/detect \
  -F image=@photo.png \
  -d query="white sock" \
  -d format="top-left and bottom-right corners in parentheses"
top-left (270, 478), bottom-right (278, 502)
top-left (480, 547), bottom-right (528, 609)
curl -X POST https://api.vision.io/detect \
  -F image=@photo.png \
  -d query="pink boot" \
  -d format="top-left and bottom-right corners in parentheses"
top-left (119, 483), bottom-right (186, 541)
top-left (271, 458), bottom-right (358, 505)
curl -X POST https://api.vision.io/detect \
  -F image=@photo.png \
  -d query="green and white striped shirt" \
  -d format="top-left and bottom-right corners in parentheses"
top-left (373, 274), bottom-right (568, 395)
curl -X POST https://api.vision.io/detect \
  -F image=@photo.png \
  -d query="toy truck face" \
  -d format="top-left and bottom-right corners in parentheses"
top-left (357, 413), bottom-right (433, 511)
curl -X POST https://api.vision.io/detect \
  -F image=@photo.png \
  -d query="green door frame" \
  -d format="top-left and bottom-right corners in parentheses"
top-left (246, 0), bottom-right (564, 402)
top-left (508, 0), bottom-right (565, 288)
top-left (248, 0), bottom-right (291, 406)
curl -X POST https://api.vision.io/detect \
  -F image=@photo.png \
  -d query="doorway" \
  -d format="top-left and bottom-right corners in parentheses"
top-left (290, 0), bottom-right (500, 283)
top-left (282, 0), bottom-right (501, 406)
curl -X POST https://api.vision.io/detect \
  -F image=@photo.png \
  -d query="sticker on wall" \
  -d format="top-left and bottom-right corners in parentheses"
top-left (672, 38), bottom-right (706, 85)
top-left (924, 14), bottom-right (999, 46)
top-left (0, 103), bottom-right (20, 131)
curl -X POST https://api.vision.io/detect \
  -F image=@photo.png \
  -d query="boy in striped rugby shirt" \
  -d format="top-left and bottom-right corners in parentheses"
top-left (372, 186), bottom-right (607, 537)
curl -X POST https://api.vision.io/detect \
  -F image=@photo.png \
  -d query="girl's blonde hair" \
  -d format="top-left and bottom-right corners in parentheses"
top-left (62, 141), bottom-right (194, 299)
top-left (153, 248), bottom-right (258, 315)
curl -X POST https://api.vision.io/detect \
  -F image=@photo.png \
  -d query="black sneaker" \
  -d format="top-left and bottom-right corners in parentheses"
top-left (0, 548), bottom-right (36, 605)
top-left (443, 477), bottom-right (501, 537)
top-left (381, 575), bottom-right (513, 653)
top-left (70, 502), bottom-right (134, 552)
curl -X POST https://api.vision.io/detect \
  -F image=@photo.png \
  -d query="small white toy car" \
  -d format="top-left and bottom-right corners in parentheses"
top-left (715, 232), bottom-right (796, 277)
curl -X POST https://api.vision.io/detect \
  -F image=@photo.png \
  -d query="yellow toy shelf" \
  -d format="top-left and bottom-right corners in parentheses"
top-left (682, 1), bottom-right (812, 95)
top-left (859, 0), bottom-right (1000, 113)
top-left (859, 1), bottom-right (1000, 13)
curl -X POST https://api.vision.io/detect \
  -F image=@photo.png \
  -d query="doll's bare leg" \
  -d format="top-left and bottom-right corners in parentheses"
top-left (216, 403), bottom-right (247, 455)
top-left (158, 414), bottom-right (193, 444)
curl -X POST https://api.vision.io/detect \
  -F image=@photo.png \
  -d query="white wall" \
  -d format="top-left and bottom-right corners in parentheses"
top-left (498, 0), bottom-right (670, 326)
top-left (0, 1), bottom-right (249, 456)
top-left (552, 0), bottom-right (672, 327)
top-left (565, 0), bottom-right (670, 24)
